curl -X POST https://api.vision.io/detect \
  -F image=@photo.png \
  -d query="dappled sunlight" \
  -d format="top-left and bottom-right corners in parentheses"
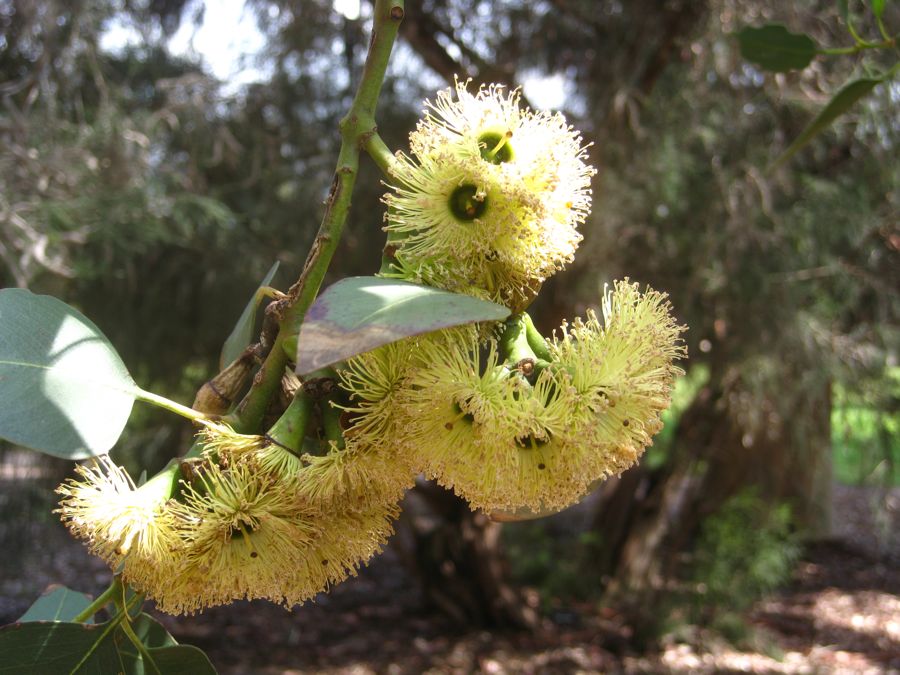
top-left (2, 0), bottom-right (897, 671)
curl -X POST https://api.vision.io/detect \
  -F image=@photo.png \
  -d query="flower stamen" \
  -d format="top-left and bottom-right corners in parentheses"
top-left (479, 130), bottom-right (514, 164)
top-left (449, 184), bottom-right (487, 221)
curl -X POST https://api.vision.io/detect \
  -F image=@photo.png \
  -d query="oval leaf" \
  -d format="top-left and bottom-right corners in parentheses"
top-left (870, 0), bottom-right (885, 19)
top-left (220, 261), bottom-right (280, 369)
top-left (296, 277), bottom-right (511, 375)
top-left (126, 612), bottom-right (178, 649)
top-left (0, 622), bottom-right (120, 674)
top-left (118, 614), bottom-right (217, 674)
top-left (0, 289), bottom-right (139, 459)
top-left (17, 586), bottom-right (93, 624)
top-left (0, 614), bottom-right (216, 675)
top-left (139, 645), bottom-right (218, 675)
top-left (737, 24), bottom-right (817, 72)
top-left (771, 75), bottom-right (884, 169)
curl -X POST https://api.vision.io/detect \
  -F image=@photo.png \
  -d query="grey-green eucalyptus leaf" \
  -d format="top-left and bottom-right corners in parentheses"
top-left (295, 277), bottom-right (510, 375)
top-left (0, 613), bottom-right (216, 675)
top-left (737, 24), bottom-right (817, 72)
top-left (220, 261), bottom-right (280, 369)
top-left (17, 586), bottom-right (94, 624)
top-left (0, 289), bottom-right (139, 459)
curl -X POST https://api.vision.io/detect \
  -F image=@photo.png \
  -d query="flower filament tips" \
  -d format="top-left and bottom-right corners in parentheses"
top-left (445, 400), bottom-right (476, 430)
top-left (515, 433), bottom-right (551, 451)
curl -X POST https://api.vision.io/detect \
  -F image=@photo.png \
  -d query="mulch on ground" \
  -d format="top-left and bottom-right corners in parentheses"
top-left (1, 476), bottom-right (897, 674)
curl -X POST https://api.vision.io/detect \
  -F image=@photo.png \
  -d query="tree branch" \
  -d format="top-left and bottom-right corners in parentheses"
top-left (227, 0), bottom-right (405, 433)
top-left (399, 6), bottom-right (467, 83)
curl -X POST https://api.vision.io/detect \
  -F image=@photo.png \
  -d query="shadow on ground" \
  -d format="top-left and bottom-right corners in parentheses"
top-left (2, 453), bottom-right (898, 674)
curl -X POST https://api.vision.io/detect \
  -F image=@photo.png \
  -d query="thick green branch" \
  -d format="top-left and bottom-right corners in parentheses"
top-left (281, 0), bottom-right (404, 336)
top-left (226, 0), bottom-right (404, 434)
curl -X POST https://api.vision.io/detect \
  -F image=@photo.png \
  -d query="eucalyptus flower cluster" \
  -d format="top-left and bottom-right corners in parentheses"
top-left (56, 80), bottom-right (685, 615)
top-left (372, 80), bottom-right (685, 510)
top-left (339, 281), bottom-right (685, 514)
top-left (57, 427), bottom-right (403, 614)
top-left (383, 78), bottom-right (595, 311)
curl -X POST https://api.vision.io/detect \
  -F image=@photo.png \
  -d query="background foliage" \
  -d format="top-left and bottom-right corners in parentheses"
top-left (1, 0), bottom-right (898, 661)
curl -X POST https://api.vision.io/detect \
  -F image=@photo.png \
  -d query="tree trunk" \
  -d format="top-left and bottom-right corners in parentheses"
top-left (592, 366), bottom-right (833, 621)
top-left (393, 481), bottom-right (539, 630)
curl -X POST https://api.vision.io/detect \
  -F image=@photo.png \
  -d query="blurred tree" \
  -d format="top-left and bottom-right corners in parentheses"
top-left (382, 0), bottom-right (898, 626)
top-left (582, 3), bottom-right (898, 625)
top-left (2, 0), bottom-right (896, 636)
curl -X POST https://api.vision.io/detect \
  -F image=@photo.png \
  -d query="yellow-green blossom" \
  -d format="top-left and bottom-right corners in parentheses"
top-left (401, 285), bottom-right (684, 514)
top-left (547, 279), bottom-right (687, 459)
top-left (303, 339), bottom-right (419, 509)
top-left (384, 152), bottom-right (546, 308)
top-left (335, 338), bottom-right (418, 447)
top-left (293, 437), bottom-right (416, 511)
top-left (55, 456), bottom-right (180, 590)
top-left (384, 79), bottom-right (594, 310)
top-left (154, 461), bottom-right (398, 614)
top-left (410, 79), bottom-right (593, 209)
top-left (195, 416), bottom-right (413, 512)
top-left (399, 331), bottom-right (592, 512)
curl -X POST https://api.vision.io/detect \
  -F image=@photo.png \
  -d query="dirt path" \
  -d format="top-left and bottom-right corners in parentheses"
top-left (150, 539), bottom-right (898, 674)
top-left (2, 478), bottom-right (898, 673)
top-left (624, 541), bottom-right (899, 674)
